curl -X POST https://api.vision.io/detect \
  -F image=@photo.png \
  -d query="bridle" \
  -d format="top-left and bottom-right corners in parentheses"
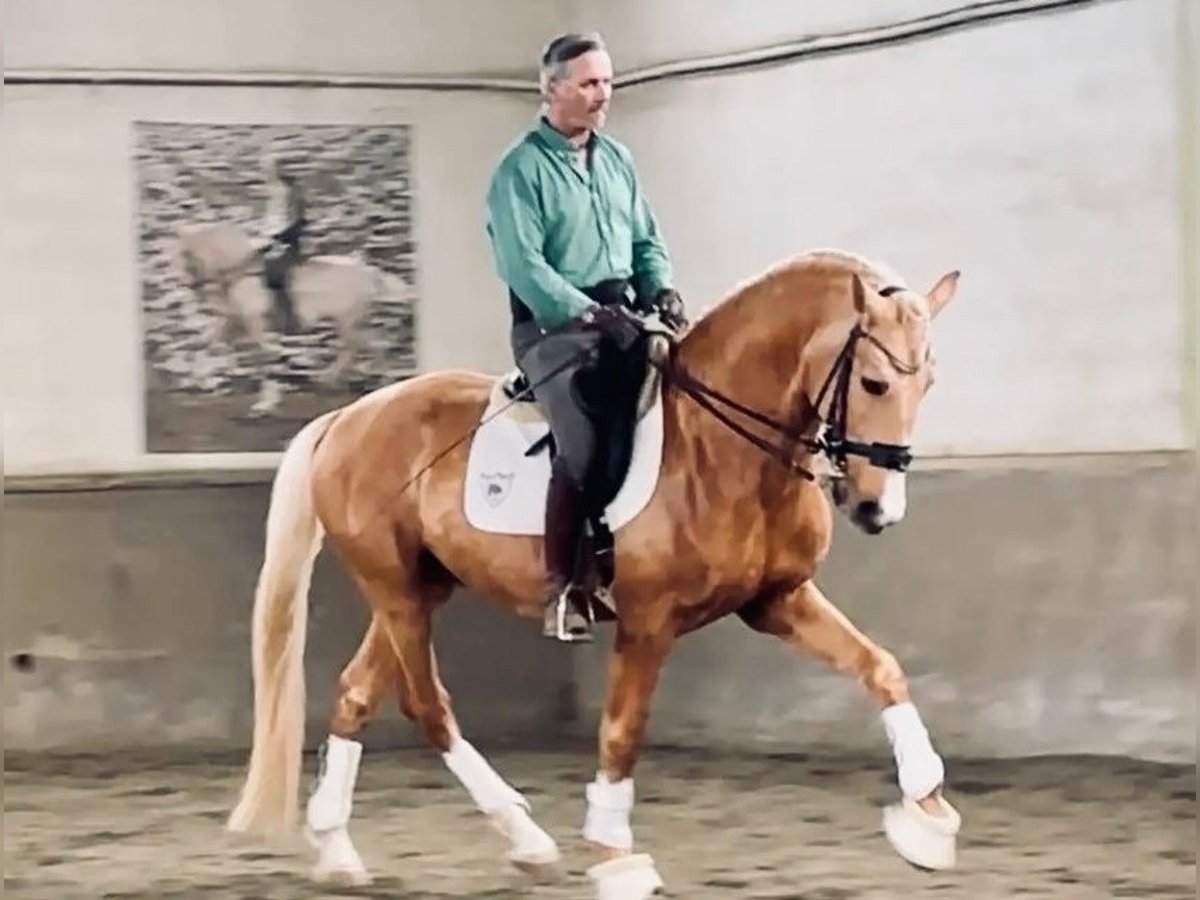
top-left (664, 285), bottom-right (923, 482)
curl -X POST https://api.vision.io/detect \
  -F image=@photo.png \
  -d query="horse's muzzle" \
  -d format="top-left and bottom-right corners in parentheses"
top-left (850, 500), bottom-right (886, 535)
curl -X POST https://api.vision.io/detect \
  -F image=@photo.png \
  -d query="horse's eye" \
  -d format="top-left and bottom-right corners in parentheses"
top-left (861, 377), bottom-right (888, 397)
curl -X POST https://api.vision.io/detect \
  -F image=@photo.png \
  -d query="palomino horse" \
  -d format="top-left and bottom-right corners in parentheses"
top-left (226, 250), bottom-right (963, 898)
top-left (174, 221), bottom-right (412, 415)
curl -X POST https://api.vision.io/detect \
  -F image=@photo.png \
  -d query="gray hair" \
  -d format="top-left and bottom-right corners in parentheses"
top-left (539, 32), bottom-right (606, 93)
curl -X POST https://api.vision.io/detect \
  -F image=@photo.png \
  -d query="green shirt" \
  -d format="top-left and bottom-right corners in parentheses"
top-left (485, 117), bottom-right (673, 330)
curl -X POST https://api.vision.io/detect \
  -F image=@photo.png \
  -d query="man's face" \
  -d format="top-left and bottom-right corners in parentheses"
top-left (546, 49), bottom-right (614, 133)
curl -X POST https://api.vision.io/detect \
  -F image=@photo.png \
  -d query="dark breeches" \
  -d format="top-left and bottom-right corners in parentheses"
top-left (511, 322), bottom-right (605, 489)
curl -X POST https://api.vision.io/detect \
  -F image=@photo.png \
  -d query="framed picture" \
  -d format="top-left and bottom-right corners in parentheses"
top-left (134, 121), bottom-right (419, 452)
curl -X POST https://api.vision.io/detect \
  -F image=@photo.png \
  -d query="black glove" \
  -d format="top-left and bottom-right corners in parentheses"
top-left (581, 304), bottom-right (642, 350)
top-left (653, 288), bottom-right (688, 330)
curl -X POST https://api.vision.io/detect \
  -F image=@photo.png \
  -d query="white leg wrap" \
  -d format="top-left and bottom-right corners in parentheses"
top-left (443, 737), bottom-right (558, 869)
top-left (304, 825), bottom-right (371, 885)
top-left (442, 736), bottom-right (527, 813)
top-left (306, 734), bottom-right (362, 832)
top-left (303, 735), bottom-right (369, 885)
top-left (489, 804), bottom-right (561, 869)
top-left (582, 773), bottom-right (634, 850)
top-left (882, 701), bottom-right (945, 800)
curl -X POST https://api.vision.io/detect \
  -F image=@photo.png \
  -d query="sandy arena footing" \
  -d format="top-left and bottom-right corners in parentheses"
top-left (4, 742), bottom-right (1195, 898)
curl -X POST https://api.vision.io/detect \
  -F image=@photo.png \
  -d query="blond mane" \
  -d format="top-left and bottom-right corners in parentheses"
top-left (686, 247), bottom-right (925, 329)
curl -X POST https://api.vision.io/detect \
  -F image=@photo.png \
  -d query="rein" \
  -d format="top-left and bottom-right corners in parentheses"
top-left (390, 347), bottom-right (593, 498)
top-left (662, 287), bottom-right (920, 482)
top-left (393, 289), bottom-right (922, 496)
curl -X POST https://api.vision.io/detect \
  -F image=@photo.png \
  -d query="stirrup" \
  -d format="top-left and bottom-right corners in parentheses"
top-left (591, 583), bottom-right (617, 614)
top-left (542, 587), bottom-right (593, 643)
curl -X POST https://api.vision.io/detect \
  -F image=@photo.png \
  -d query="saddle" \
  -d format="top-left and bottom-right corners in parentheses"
top-left (495, 333), bottom-right (667, 424)
top-left (493, 331), bottom-right (671, 614)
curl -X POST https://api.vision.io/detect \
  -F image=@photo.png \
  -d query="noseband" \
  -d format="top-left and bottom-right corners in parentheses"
top-left (665, 285), bottom-right (922, 481)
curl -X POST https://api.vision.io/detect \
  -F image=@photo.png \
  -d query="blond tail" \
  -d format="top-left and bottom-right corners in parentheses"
top-left (227, 410), bottom-right (338, 836)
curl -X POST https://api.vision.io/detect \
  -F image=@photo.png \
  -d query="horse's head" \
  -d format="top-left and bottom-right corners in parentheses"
top-left (801, 268), bottom-right (960, 535)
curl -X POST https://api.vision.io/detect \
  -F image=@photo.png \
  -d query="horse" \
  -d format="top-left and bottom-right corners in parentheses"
top-left (224, 249), bottom-right (963, 899)
top-left (173, 221), bottom-right (413, 415)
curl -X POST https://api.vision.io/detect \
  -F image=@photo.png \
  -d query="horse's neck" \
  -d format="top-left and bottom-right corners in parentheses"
top-left (674, 279), bottom-right (828, 426)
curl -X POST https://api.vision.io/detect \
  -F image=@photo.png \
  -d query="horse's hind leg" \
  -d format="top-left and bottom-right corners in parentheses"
top-left (737, 580), bottom-right (961, 871)
top-left (375, 584), bottom-right (561, 873)
top-left (309, 572), bottom-right (560, 880)
top-left (300, 615), bottom-right (395, 885)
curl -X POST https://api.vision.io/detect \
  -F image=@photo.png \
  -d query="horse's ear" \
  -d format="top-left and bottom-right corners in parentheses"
top-left (927, 270), bottom-right (960, 318)
top-left (851, 273), bottom-right (867, 314)
top-left (851, 273), bottom-right (884, 323)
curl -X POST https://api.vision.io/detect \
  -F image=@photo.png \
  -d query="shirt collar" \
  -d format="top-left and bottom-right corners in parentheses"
top-left (536, 116), bottom-right (595, 154)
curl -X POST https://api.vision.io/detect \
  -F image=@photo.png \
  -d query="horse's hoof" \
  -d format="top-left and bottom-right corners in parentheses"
top-left (587, 852), bottom-right (664, 900)
top-left (489, 804), bottom-right (561, 874)
top-left (304, 825), bottom-right (372, 886)
top-left (883, 795), bottom-right (961, 872)
top-left (312, 864), bottom-right (372, 887)
top-left (508, 849), bottom-right (559, 878)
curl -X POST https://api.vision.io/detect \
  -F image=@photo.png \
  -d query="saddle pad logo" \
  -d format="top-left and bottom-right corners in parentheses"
top-left (479, 472), bottom-right (515, 508)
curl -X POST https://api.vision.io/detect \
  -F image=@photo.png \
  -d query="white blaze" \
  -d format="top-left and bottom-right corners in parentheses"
top-left (878, 472), bottom-right (908, 524)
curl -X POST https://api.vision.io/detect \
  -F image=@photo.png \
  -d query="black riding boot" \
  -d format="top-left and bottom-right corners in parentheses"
top-left (541, 466), bottom-right (593, 643)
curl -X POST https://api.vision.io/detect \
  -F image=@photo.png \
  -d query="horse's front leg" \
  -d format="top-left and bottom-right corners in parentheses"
top-left (738, 580), bottom-right (962, 871)
top-left (241, 315), bottom-right (283, 417)
top-left (584, 625), bottom-right (673, 899)
top-left (316, 325), bottom-right (359, 388)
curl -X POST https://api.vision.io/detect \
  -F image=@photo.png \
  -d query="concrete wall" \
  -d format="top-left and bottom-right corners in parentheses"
top-left (576, 453), bottom-right (1197, 764)
top-left (4, 0), bottom-right (1197, 762)
top-left (6, 453), bottom-right (1194, 762)
top-left (2, 480), bottom-right (577, 752)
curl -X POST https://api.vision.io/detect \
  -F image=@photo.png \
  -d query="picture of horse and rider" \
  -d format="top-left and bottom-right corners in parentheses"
top-left (134, 121), bottom-right (417, 452)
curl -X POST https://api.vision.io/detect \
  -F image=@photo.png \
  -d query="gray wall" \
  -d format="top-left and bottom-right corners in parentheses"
top-left (576, 453), bottom-right (1197, 764)
top-left (4, 0), bottom-right (1197, 763)
top-left (5, 453), bottom-right (1195, 762)
top-left (2, 480), bottom-right (576, 752)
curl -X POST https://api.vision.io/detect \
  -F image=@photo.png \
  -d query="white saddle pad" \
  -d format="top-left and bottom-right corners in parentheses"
top-left (463, 377), bottom-right (664, 536)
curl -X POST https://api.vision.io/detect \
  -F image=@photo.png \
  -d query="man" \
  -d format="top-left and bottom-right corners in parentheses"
top-left (485, 32), bottom-right (686, 643)
top-left (261, 154), bottom-right (307, 333)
